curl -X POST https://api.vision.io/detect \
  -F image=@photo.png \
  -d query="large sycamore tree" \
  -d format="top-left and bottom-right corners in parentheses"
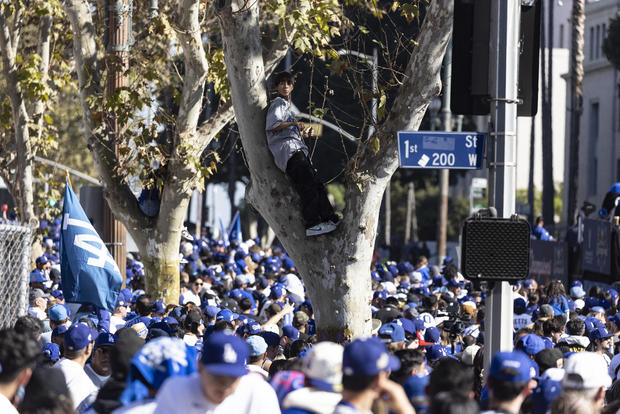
top-left (64, 0), bottom-right (452, 337)
top-left (218, 0), bottom-right (452, 337)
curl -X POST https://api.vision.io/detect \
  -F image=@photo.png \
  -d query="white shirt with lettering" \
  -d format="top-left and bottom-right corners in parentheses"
top-left (154, 372), bottom-right (280, 414)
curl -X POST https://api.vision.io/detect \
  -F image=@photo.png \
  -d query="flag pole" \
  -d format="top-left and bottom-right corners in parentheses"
top-left (65, 170), bottom-right (72, 190)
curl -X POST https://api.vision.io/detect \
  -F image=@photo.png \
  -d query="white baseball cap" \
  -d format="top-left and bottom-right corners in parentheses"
top-left (562, 352), bottom-right (612, 390)
top-left (302, 342), bottom-right (344, 392)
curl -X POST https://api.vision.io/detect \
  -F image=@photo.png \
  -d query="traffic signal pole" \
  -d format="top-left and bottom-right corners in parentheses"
top-left (484, 0), bottom-right (520, 372)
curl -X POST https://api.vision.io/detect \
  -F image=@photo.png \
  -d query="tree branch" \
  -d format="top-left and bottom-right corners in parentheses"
top-left (194, 0), bottom-right (306, 150)
top-left (64, 0), bottom-right (149, 235)
top-left (357, 0), bottom-right (453, 176)
top-left (28, 13), bottom-right (53, 129)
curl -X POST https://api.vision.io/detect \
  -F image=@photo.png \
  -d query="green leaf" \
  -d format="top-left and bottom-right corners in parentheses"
top-left (43, 114), bottom-right (53, 125)
top-left (370, 136), bottom-right (380, 154)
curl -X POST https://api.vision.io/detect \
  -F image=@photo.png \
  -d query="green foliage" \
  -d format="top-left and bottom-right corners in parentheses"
top-left (515, 183), bottom-right (563, 222)
top-left (266, 0), bottom-right (345, 57)
top-left (604, 12), bottom-right (620, 71)
top-left (327, 183), bottom-right (346, 212)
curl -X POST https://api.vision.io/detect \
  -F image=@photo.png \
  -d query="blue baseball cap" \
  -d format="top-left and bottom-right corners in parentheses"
top-left (589, 326), bottom-right (613, 341)
top-left (163, 316), bottom-right (178, 326)
top-left (282, 325), bottom-right (300, 340)
top-left (514, 298), bottom-right (527, 311)
top-left (342, 337), bottom-right (401, 377)
top-left (397, 318), bottom-right (416, 336)
top-left (446, 279), bottom-right (464, 288)
top-left (489, 351), bottom-right (534, 382)
top-left (270, 285), bottom-right (285, 299)
top-left (51, 325), bottom-right (68, 337)
top-left (404, 374), bottom-right (430, 412)
top-left (260, 331), bottom-right (280, 348)
top-left (36, 255), bottom-right (49, 265)
top-left (48, 304), bottom-right (68, 322)
top-left (591, 306), bottom-right (605, 315)
top-left (378, 322), bottom-right (406, 343)
top-left (64, 323), bottom-right (98, 351)
top-left (42, 343), bottom-right (60, 362)
top-left (201, 332), bottom-right (249, 377)
top-left (423, 326), bottom-right (440, 344)
top-left (246, 335), bottom-right (268, 356)
top-left (531, 368), bottom-right (563, 414)
top-left (216, 309), bottom-right (238, 323)
top-left (516, 334), bottom-right (546, 356)
top-left (95, 332), bottom-right (117, 348)
top-left (30, 270), bottom-right (46, 283)
top-left (50, 289), bottom-right (64, 300)
top-left (373, 290), bottom-right (388, 300)
top-left (425, 344), bottom-right (448, 363)
top-left (202, 305), bottom-right (220, 319)
top-left (151, 300), bottom-right (165, 314)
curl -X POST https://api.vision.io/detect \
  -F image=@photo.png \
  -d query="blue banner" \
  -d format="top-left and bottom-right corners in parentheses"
top-left (219, 217), bottom-right (229, 248)
top-left (60, 181), bottom-right (122, 312)
top-left (228, 211), bottom-right (242, 244)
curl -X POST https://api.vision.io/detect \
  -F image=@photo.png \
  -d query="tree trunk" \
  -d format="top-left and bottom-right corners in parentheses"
top-left (567, 0), bottom-right (585, 226)
top-left (217, 0), bottom-right (453, 338)
top-left (0, 10), bottom-right (37, 224)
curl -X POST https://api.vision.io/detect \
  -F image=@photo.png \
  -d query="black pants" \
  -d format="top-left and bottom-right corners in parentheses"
top-left (286, 151), bottom-right (336, 228)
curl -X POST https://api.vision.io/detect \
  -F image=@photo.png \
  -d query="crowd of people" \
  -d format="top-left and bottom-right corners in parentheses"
top-left (3, 218), bottom-right (620, 414)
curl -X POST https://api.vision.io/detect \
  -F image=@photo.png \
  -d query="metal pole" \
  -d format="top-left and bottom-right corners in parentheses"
top-left (437, 42), bottom-right (452, 263)
top-left (484, 0), bottom-right (520, 373)
top-left (104, 0), bottom-right (129, 273)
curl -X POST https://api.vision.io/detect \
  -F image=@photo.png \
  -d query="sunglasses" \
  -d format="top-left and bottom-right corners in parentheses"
top-left (194, 282), bottom-right (203, 286)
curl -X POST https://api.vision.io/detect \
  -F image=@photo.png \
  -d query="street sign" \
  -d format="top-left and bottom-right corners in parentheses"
top-left (397, 131), bottom-right (485, 169)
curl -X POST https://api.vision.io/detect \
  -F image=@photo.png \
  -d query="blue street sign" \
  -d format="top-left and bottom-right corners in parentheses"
top-left (397, 131), bottom-right (485, 169)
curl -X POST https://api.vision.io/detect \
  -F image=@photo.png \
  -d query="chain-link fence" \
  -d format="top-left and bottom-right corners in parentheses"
top-left (0, 224), bottom-right (34, 329)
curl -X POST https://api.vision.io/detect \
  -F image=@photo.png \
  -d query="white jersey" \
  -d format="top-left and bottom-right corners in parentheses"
top-left (56, 358), bottom-right (98, 410)
top-left (154, 372), bottom-right (281, 414)
top-left (513, 313), bottom-right (532, 331)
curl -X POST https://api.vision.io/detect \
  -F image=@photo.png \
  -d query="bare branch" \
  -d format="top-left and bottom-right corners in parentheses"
top-left (356, 0), bottom-right (453, 175)
top-left (175, 0), bottom-right (209, 143)
top-left (10, 7), bottom-right (22, 53)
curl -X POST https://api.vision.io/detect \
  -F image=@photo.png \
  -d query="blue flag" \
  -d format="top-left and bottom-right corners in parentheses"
top-left (218, 217), bottom-right (229, 248)
top-left (60, 181), bottom-right (123, 312)
top-left (228, 211), bottom-right (242, 244)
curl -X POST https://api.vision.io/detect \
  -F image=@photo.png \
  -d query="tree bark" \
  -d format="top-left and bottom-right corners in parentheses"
top-left (218, 0), bottom-right (452, 338)
top-left (567, 0), bottom-right (585, 226)
top-left (0, 9), bottom-right (36, 224)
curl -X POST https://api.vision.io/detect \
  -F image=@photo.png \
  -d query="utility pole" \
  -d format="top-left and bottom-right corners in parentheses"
top-left (437, 42), bottom-right (452, 263)
top-left (104, 0), bottom-right (130, 274)
top-left (484, 0), bottom-right (520, 371)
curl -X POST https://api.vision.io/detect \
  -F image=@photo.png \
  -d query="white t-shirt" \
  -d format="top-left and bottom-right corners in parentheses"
top-left (56, 358), bottom-right (98, 410)
top-left (154, 372), bottom-right (281, 414)
top-left (84, 363), bottom-right (110, 388)
top-left (110, 315), bottom-right (126, 334)
top-left (513, 313), bottom-right (532, 331)
top-left (0, 392), bottom-right (18, 414)
top-left (180, 291), bottom-right (201, 306)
